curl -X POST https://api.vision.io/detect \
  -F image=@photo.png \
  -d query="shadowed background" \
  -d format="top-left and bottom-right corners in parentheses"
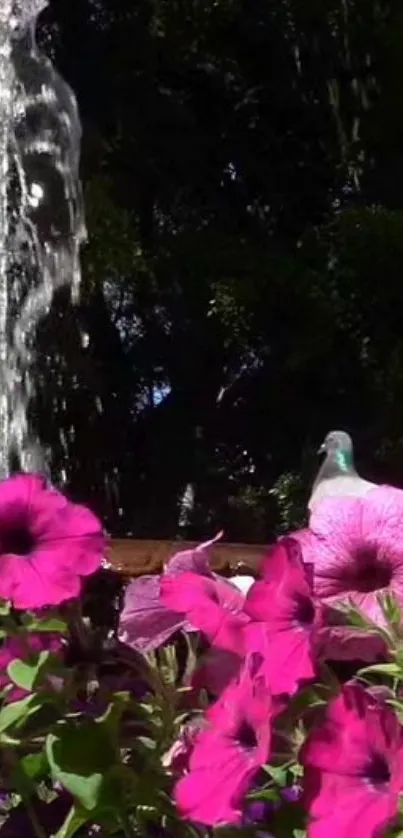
top-left (29, 0), bottom-right (403, 543)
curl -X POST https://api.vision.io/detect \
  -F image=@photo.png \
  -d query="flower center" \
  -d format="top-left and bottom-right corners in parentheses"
top-left (294, 595), bottom-right (315, 627)
top-left (1, 526), bottom-right (34, 556)
top-left (351, 549), bottom-right (392, 593)
top-left (237, 720), bottom-right (257, 750)
top-left (366, 753), bottom-right (391, 789)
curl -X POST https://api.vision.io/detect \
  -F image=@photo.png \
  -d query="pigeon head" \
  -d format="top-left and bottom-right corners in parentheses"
top-left (318, 430), bottom-right (354, 469)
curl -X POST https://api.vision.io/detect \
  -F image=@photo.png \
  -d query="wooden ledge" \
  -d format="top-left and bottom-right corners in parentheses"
top-left (108, 539), bottom-right (266, 577)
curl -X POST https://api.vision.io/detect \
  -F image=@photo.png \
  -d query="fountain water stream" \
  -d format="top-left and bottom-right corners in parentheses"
top-left (0, 0), bottom-right (85, 477)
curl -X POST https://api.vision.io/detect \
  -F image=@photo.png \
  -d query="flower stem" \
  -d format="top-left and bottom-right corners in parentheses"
top-left (66, 600), bottom-right (93, 653)
top-left (24, 796), bottom-right (46, 838)
top-left (1, 748), bottom-right (46, 838)
top-left (117, 812), bottom-right (135, 837)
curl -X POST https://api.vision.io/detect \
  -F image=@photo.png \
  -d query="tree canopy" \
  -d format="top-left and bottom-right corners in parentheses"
top-left (32, 0), bottom-right (403, 539)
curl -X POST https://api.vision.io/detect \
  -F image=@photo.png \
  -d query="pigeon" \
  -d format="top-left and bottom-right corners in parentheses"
top-left (308, 430), bottom-right (376, 512)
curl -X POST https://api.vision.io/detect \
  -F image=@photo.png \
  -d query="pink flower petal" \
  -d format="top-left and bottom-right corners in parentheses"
top-left (317, 624), bottom-right (387, 662)
top-left (305, 771), bottom-right (398, 838)
top-left (206, 653), bottom-right (271, 732)
top-left (175, 743), bottom-right (256, 825)
top-left (0, 474), bottom-right (105, 609)
top-left (302, 684), bottom-right (403, 838)
top-left (309, 494), bottom-right (365, 549)
top-left (260, 537), bottom-right (306, 581)
top-left (165, 532), bottom-right (222, 577)
top-left (246, 538), bottom-right (314, 623)
top-left (160, 572), bottom-right (249, 653)
top-left (295, 487), bottom-right (403, 627)
top-left (302, 684), bottom-right (403, 776)
top-left (245, 577), bottom-right (314, 630)
top-left (30, 493), bottom-right (102, 544)
top-left (241, 539), bottom-right (317, 695)
top-left (245, 623), bottom-right (316, 696)
top-left (361, 486), bottom-right (403, 558)
top-left (118, 575), bottom-right (190, 652)
top-left (36, 534), bottom-right (105, 577)
top-left (0, 550), bottom-right (82, 609)
top-left (161, 572), bottom-right (244, 614)
top-left (119, 536), bottom-right (228, 653)
top-left (175, 655), bottom-right (272, 826)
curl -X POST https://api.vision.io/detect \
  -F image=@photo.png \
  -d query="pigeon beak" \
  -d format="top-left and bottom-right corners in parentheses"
top-left (317, 442), bottom-right (326, 455)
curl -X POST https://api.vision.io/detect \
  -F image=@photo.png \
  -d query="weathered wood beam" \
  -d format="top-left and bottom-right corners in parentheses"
top-left (108, 539), bottom-right (266, 577)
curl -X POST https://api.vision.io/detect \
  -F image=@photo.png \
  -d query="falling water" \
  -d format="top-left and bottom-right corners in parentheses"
top-left (0, 0), bottom-right (86, 477)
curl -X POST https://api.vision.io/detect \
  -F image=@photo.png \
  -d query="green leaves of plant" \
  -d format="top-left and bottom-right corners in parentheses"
top-left (7, 650), bottom-right (51, 691)
top-left (262, 764), bottom-right (288, 787)
top-left (0, 694), bottom-right (41, 734)
top-left (20, 751), bottom-right (48, 781)
top-left (10, 751), bottom-right (49, 799)
top-left (46, 694), bottom-right (132, 813)
top-left (47, 720), bottom-right (115, 810)
top-left (359, 662), bottom-right (402, 678)
top-left (0, 600), bottom-right (11, 616)
top-left (52, 803), bottom-right (90, 838)
top-left (21, 612), bottom-right (68, 634)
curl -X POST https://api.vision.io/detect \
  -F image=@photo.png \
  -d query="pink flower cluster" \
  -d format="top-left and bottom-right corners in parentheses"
top-left (147, 485), bottom-right (403, 836)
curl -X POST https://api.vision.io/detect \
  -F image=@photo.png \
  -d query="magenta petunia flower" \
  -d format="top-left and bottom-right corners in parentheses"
top-left (118, 535), bottom-right (222, 652)
top-left (0, 473), bottom-right (104, 610)
top-left (174, 653), bottom-right (272, 826)
top-left (243, 538), bottom-right (320, 696)
top-left (160, 570), bottom-right (250, 654)
top-left (301, 683), bottom-right (403, 838)
top-left (294, 487), bottom-right (403, 626)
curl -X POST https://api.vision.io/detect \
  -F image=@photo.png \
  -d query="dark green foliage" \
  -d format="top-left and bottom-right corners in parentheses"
top-left (30, 0), bottom-right (403, 538)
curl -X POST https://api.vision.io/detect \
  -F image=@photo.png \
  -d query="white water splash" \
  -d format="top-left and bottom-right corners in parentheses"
top-left (0, 0), bottom-right (85, 476)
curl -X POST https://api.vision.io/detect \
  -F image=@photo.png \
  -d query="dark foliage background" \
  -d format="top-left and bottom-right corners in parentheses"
top-left (32, 0), bottom-right (403, 540)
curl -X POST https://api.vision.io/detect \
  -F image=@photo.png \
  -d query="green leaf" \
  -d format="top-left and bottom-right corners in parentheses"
top-left (136, 735), bottom-right (157, 751)
top-left (158, 645), bottom-right (178, 687)
top-left (0, 695), bottom-right (40, 734)
top-left (262, 764), bottom-right (288, 787)
top-left (52, 803), bottom-right (90, 838)
top-left (247, 787), bottom-right (280, 803)
top-left (377, 592), bottom-right (402, 628)
top-left (270, 801), bottom-right (306, 838)
top-left (9, 745), bottom-right (48, 800)
top-left (98, 763), bottom-right (138, 811)
top-left (7, 651), bottom-right (51, 691)
top-left (98, 691), bottom-right (130, 738)
top-left (358, 662), bottom-right (402, 678)
top-left (289, 762), bottom-right (304, 780)
top-left (0, 601), bottom-right (10, 616)
top-left (22, 614), bottom-right (68, 633)
top-left (46, 720), bottom-right (117, 811)
top-left (339, 601), bottom-right (379, 631)
top-left (20, 751), bottom-right (48, 781)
